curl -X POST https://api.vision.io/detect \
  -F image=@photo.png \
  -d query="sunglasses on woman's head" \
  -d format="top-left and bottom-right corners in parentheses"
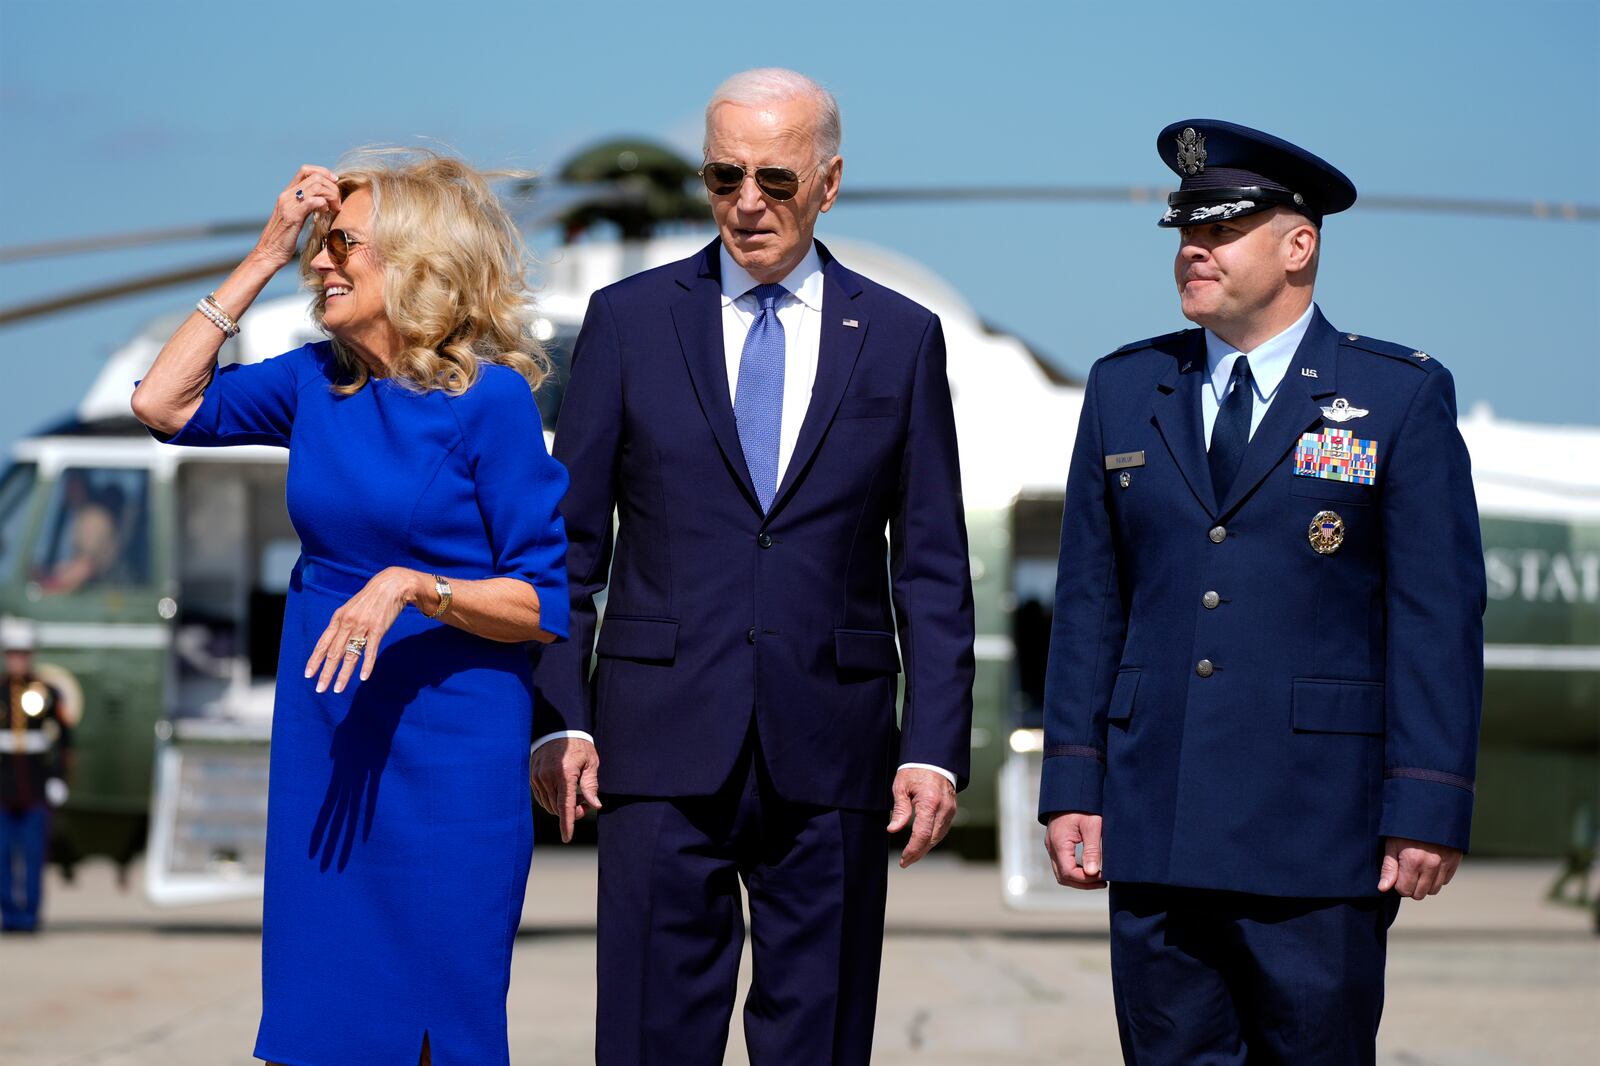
top-left (320, 228), bottom-right (366, 267)
top-left (699, 162), bottom-right (812, 202)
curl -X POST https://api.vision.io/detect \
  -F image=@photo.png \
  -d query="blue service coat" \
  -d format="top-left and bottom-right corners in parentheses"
top-left (535, 240), bottom-right (975, 811)
top-left (1038, 308), bottom-right (1486, 898)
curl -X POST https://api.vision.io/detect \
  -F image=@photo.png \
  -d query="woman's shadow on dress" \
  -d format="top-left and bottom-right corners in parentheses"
top-left (307, 627), bottom-right (462, 873)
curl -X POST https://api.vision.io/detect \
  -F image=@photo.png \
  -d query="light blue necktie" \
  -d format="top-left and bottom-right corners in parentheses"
top-left (735, 283), bottom-right (788, 511)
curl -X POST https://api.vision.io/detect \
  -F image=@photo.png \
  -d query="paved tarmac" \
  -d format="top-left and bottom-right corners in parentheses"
top-left (1, 853), bottom-right (1595, 1064)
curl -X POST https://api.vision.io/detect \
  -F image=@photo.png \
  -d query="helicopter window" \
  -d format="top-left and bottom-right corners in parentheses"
top-left (0, 463), bottom-right (39, 584)
top-left (32, 467), bottom-right (151, 595)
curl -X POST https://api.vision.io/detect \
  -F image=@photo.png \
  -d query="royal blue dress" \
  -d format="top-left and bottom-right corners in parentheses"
top-left (162, 341), bottom-right (569, 1065)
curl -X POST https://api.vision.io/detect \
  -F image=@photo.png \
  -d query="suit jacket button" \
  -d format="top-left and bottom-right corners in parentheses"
top-left (1202, 591), bottom-right (1221, 609)
top-left (1208, 526), bottom-right (1227, 543)
top-left (747, 627), bottom-right (758, 645)
top-left (1196, 659), bottom-right (1215, 678)
top-left (758, 533), bottom-right (773, 549)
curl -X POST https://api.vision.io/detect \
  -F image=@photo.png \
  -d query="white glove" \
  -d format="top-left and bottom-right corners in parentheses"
top-left (45, 778), bottom-right (68, 807)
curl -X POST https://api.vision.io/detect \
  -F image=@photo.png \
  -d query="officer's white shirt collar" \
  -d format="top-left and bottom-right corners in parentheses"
top-left (719, 243), bottom-right (825, 311)
top-left (1203, 301), bottom-right (1316, 407)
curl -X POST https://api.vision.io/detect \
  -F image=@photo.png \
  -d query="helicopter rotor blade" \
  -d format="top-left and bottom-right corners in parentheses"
top-left (0, 222), bottom-right (263, 264)
top-left (0, 255), bottom-right (249, 327)
top-left (834, 185), bottom-right (1599, 222)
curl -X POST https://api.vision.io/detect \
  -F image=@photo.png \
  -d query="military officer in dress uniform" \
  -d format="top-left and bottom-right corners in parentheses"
top-left (1039, 120), bottom-right (1486, 1063)
top-left (0, 619), bottom-right (72, 933)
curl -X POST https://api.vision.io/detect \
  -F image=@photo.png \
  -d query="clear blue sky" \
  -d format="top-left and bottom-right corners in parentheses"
top-left (1, 0), bottom-right (1595, 452)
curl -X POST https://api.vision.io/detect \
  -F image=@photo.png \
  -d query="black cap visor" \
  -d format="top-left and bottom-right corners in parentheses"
top-left (1158, 186), bottom-right (1316, 228)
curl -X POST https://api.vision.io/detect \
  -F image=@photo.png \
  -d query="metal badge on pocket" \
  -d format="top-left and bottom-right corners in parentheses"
top-left (1308, 510), bottom-right (1345, 555)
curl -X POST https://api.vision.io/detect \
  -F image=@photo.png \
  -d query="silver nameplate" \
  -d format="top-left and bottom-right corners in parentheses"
top-left (1104, 451), bottom-right (1146, 470)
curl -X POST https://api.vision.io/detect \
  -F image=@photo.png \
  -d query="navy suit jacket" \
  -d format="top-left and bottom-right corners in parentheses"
top-left (535, 239), bottom-right (975, 811)
top-left (1038, 307), bottom-right (1486, 898)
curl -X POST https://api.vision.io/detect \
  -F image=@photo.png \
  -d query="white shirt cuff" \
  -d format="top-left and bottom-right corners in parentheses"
top-left (898, 762), bottom-right (958, 788)
top-left (531, 729), bottom-right (595, 755)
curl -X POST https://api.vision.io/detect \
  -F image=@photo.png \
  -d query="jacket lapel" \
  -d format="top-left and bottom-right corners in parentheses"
top-left (1216, 307), bottom-right (1339, 517)
top-left (1150, 332), bottom-right (1217, 516)
top-left (767, 248), bottom-right (868, 520)
top-left (668, 241), bottom-right (762, 512)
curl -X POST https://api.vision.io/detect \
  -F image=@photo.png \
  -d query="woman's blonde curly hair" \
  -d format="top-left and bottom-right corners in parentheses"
top-left (298, 148), bottom-right (549, 396)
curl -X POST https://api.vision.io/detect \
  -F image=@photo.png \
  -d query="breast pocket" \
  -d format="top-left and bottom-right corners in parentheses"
top-left (1289, 473), bottom-right (1379, 506)
top-left (836, 396), bottom-right (898, 421)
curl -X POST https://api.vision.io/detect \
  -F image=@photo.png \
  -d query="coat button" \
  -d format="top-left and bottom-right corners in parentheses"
top-left (1196, 659), bottom-right (1215, 678)
top-left (747, 627), bottom-right (757, 645)
top-left (1208, 526), bottom-right (1227, 543)
top-left (1202, 591), bottom-right (1220, 609)
top-left (757, 533), bottom-right (773, 549)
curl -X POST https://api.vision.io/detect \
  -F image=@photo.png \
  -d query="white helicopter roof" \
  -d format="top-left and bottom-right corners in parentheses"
top-left (69, 231), bottom-right (1599, 524)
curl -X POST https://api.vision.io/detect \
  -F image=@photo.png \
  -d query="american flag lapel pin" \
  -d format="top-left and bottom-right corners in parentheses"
top-left (842, 318), bottom-right (859, 328)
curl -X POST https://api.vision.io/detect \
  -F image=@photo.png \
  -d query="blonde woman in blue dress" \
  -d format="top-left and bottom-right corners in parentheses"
top-left (132, 150), bottom-right (569, 1066)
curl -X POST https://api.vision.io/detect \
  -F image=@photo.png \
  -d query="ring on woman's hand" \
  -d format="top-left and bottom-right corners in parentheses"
top-left (345, 636), bottom-right (368, 656)
top-left (295, 188), bottom-right (305, 201)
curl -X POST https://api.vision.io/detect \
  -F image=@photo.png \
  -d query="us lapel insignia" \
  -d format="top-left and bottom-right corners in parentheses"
top-left (1300, 367), bottom-right (1319, 378)
top-left (842, 318), bottom-right (860, 328)
top-left (1308, 510), bottom-right (1345, 555)
top-left (1319, 397), bottom-right (1369, 422)
top-left (1295, 428), bottom-right (1378, 485)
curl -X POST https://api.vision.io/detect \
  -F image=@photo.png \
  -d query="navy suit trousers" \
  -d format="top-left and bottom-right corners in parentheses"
top-left (595, 732), bottom-right (888, 1066)
top-left (1109, 882), bottom-right (1402, 1065)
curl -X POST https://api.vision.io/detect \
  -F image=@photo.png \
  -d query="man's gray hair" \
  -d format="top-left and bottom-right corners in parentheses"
top-left (704, 68), bottom-right (842, 165)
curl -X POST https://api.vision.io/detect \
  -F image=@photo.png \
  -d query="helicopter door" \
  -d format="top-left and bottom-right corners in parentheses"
top-left (171, 461), bottom-right (297, 726)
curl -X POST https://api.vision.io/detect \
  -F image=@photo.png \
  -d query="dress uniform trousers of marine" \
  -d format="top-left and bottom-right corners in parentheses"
top-left (1039, 308), bottom-right (1485, 1062)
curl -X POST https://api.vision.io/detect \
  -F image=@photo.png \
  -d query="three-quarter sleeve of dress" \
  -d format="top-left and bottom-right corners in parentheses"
top-left (153, 343), bottom-right (316, 448)
top-left (464, 366), bottom-right (571, 641)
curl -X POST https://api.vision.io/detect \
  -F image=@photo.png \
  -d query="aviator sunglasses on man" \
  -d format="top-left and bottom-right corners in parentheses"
top-left (319, 228), bottom-right (367, 267)
top-left (699, 161), bottom-right (819, 202)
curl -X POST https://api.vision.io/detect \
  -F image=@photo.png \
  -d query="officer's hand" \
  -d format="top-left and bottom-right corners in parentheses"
top-left (44, 778), bottom-right (68, 808)
top-left (530, 737), bottom-right (601, 843)
top-left (888, 768), bottom-right (957, 868)
top-left (1045, 811), bottom-right (1106, 890)
top-left (1378, 837), bottom-right (1462, 900)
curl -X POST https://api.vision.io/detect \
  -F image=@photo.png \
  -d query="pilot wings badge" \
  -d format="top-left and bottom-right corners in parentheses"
top-left (1319, 397), bottom-right (1369, 423)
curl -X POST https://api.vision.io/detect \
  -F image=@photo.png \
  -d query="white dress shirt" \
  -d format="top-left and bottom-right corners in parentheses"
top-left (1201, 302), bottom-right (1316, 445)
top-left (536, 244), bottom-right (957, 790)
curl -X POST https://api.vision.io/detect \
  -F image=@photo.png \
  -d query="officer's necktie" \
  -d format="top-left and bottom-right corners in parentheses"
top-left (1208, 355), bottom-right (1253, 502)
top-left (734, 283), bottom-right (788, 512)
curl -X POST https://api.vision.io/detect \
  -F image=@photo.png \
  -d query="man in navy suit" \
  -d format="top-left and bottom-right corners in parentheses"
top-left (532, 68), bottom-right (974, 1065)
top-left (1039, 120), bottom-right (1485, 1063)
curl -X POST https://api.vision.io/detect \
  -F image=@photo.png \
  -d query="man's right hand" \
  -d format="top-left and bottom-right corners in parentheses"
top-left (530, 737), bottom-right (601, 843)
top-left (1045, 811), bottom-right (1106, 890)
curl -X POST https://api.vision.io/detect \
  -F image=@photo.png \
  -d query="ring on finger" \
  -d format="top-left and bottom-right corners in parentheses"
top-left (295, 188), bottom-right (305, 202)
top-left (344, 636), bottom-right (369, 657)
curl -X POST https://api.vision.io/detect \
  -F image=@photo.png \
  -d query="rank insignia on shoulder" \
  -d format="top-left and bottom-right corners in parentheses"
top-left (1413, 351), bottom-right (1431, 361)
top-left (1319, 397), bottom-right (1369, 422)
top-left (1295, 428), bottom-right (1377, 485)
top-left (1308, 510), bottom-right (1345, 555)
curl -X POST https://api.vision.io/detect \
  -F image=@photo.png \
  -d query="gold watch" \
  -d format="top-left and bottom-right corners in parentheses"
top-left (429, 574), bottom-right (453, 619)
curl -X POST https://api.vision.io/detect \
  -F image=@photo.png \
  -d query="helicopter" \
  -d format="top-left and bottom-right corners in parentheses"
top-left (0, 140), bottom-right (1594, 905)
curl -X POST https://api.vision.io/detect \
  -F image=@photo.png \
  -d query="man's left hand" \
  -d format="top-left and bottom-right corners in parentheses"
top-left (1378, 836), bottom-right (1463, 899)
top-left (887, 768), bottom-right (957, 868)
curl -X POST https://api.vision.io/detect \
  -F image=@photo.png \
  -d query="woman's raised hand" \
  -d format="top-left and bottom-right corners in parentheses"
top-left (253, 165), bottom-right (342, 268)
